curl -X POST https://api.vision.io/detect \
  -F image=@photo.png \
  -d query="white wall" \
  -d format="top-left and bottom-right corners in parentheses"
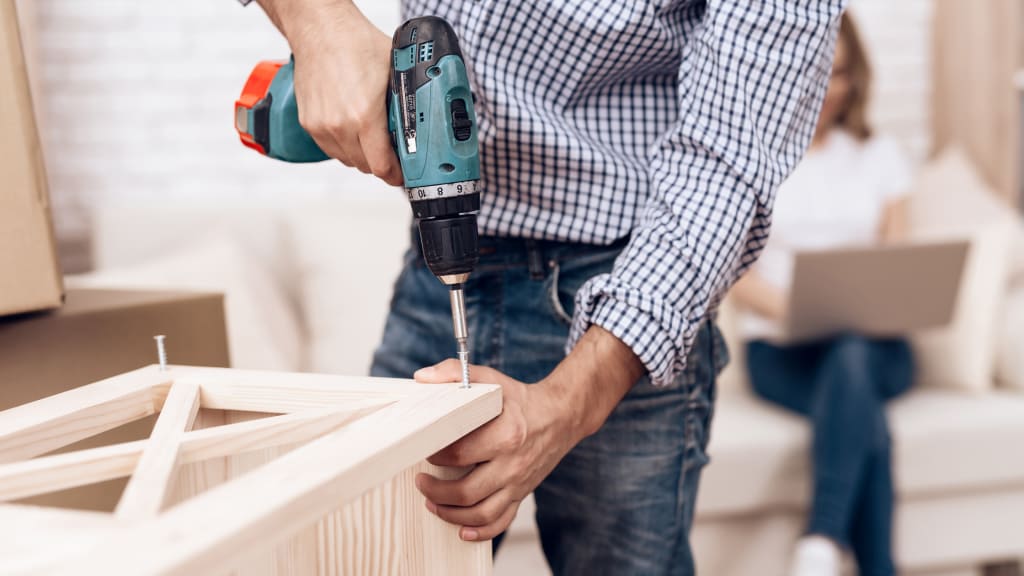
top-left (852, 0), bottom-right (934, 160)
top-left (32, 0), bottom-right (401, 248)
top-left (31, 0), bottom-right (932, 247)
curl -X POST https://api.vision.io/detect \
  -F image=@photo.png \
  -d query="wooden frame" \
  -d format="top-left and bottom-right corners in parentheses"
top-left (0, 365), bottom-right (502, 575)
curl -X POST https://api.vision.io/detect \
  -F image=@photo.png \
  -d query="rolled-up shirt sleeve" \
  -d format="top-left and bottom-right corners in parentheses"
top-left (567, 1), bottom-right (846, 386)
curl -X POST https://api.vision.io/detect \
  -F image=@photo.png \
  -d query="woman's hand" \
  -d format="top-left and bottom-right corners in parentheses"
top-left (731, 271), bottom-right (788, 322)
top-left (878, 197), bottom-right (910, 244)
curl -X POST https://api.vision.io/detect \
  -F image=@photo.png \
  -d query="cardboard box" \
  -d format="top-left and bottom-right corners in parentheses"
top-left (0, 288), bottom-right (230, 510)
top-left (0, 0), bottom-right (62, 316)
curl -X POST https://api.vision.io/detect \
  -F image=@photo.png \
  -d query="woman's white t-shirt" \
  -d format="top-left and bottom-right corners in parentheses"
top-left (739, 130), bottom-right (913, 342)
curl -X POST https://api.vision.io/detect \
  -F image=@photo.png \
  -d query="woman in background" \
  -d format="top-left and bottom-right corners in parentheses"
top-left (732, 13), bottom-right (915, 576)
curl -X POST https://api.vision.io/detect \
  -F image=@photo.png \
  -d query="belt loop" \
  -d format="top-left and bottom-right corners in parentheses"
top-left (525, 240), bottom-right (545, 280)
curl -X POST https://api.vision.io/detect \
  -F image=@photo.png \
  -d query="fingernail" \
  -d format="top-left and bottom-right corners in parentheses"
top-left (461, 528), bottom-right (478, 541)
top-left (425, 500), bottom-right (437, 514)
top-left (414, 367), bottom-right (435, 380)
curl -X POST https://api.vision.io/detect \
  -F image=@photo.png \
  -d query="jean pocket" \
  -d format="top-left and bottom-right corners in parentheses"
top-left (544, 261), bottom-right (574, 327)
top-left (710, 321), bottom-right (730, 378)
top-left (681, 323), bottom-right (721, 470)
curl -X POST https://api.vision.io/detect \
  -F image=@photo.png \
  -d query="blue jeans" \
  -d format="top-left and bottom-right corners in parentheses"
top-left (371, 234), bottom-right (727, 576)
top-left (746, 334), bottom-right (915, 576)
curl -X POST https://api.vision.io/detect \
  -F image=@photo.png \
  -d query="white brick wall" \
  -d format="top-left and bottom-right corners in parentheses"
top-left (852, 0), bottom-right (934, 160)
top-left (30, 0), bottom-right (932, 249)
top-left (32, 0), bottom-right (401, 260)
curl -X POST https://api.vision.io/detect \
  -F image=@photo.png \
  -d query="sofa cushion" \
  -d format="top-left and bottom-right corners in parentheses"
top-left (907, 147), bottom-right (1017, 393)
top-left (996, 285), bottom-right (1024, 392)
top-left (696, 389), bottom-right (1024, 519)
top-left (1011, 219), bottom-right (1024, 287)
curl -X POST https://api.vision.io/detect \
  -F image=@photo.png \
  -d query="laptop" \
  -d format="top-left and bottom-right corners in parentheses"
top-left (784, 240), bottom-right (970, 342)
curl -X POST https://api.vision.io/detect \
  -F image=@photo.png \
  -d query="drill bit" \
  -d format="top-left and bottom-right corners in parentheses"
top-left (449, 286), bottom-right (471, 389)
top-left (457, 339), bottom-right (470, 389)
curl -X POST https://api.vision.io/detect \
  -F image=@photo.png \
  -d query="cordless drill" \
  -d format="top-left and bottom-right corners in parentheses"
top-left (235, 17), bottom-right (481, 387)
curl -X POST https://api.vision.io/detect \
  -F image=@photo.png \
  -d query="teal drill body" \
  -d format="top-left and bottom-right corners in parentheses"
top-left (236, 17), bottom-right (481, 387)
top-left (241, 58), bottom-right (329, 163)
top-left (236, 22), bottom-right (481, 194)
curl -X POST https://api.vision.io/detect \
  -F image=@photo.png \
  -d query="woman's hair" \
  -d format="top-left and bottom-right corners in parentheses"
top-left (834, 12), bottom-right (873, 140)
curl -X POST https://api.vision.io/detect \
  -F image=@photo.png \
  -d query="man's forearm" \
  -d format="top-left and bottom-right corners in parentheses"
top-left (255, 0), bottom-right (360, 48)
top-left (544, 325), bottom-right (645, 439)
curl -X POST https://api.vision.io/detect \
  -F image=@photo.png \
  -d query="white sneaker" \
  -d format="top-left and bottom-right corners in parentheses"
top-left (791, 535), bottom-right (841, 576)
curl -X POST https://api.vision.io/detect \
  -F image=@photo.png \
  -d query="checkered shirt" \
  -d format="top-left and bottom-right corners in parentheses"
top-left (251, 0), bottom-right (846, 386)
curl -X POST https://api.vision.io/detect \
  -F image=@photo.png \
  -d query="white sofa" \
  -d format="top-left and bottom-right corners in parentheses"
top-left (78, 153), bottom-right (1024, 576)
top-left (691, 307), bottom-right (1024, 576)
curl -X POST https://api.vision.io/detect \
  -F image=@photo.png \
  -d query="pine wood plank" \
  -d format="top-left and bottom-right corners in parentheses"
top-left (413, 462), bottom-right (490, 574)
top-left (0, 437), bottom-right (138, 502)
top-left (0, 404), bottom-right (388, 502)
top-left (0, 367), bottom-right (500, 575)
top-left (168, 422), bottom-right (492, 576)
top-left (166, 408), bottom-right (231, 515)
top-left (313, 461), bottom-right (487, 576)
top-left (115, 381), bottom-right (200, 518)
top-left (61, 383), bottom-right (501, 575)
top-left (196, 376), bottom-right (397, 414)
top-left (0, 366), bottom-right (169, 464)
top-left (0, 504), bottom-right (121, 574)
top-left (171, 366), bottom-right (434, 413)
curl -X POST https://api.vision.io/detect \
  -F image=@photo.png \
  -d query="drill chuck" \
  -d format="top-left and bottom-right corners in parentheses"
top-left (418, 214), bottom-right (479, 285)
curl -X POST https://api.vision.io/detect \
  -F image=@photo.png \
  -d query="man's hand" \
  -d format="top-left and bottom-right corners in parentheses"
top-left (413, 326), bottom-right (645, 541)
top-left (255, 0), bottom-right (403, 185)
top-left (413, 361), bottom-right (574, 541)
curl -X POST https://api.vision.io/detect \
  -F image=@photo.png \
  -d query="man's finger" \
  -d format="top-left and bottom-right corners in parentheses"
top-left (425, 488), bottom-right (514, 528)
top-left (334, 126), bottom-right (371, 174)
top-left (429, 404), bottom-right (528, 467)
top-left (360, 113), bottom-right (403, 186)
top-left (415, 360), bottom-right (509, 385)
top-left (306, 126), bottom-right (349, 167)
top-left (426, 417), bottom-right (507, 467)
top-left (415, 462), bottom-right (504, 508)
top-left (414, 358), bottom-right (463, 383)
top-left (459, 504), bottom-right (520, 542)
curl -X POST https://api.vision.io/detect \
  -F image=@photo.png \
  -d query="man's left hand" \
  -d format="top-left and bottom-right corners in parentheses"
top-left (413, 360), bottom-right (578, 541)
top-left (413, 326), bottom-right (645, 541)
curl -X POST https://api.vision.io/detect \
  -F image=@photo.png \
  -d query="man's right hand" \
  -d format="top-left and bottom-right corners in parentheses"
top-left (256, 0), bottom-right (403, 186)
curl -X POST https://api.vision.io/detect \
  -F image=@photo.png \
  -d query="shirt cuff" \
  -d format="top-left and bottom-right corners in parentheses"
top-left (567, 273), bottom-right (693, 387)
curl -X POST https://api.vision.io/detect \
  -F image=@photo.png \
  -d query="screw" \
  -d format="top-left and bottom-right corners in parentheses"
top-left (154, 335), bottom-right (168, 371)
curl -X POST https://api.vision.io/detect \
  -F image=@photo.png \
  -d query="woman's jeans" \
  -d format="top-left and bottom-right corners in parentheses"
top-left (371, 234), bottom-right (728, 576)
top-left (747, 334), bottom-right (915, 576)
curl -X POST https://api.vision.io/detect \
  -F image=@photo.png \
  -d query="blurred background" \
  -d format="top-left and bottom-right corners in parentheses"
top-left (17, 0), bottom-right (1022, 269)
top-left (15, 0), bottom-right (1024, 366)
top-left (7, 0), bottom-right (1024, 575)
